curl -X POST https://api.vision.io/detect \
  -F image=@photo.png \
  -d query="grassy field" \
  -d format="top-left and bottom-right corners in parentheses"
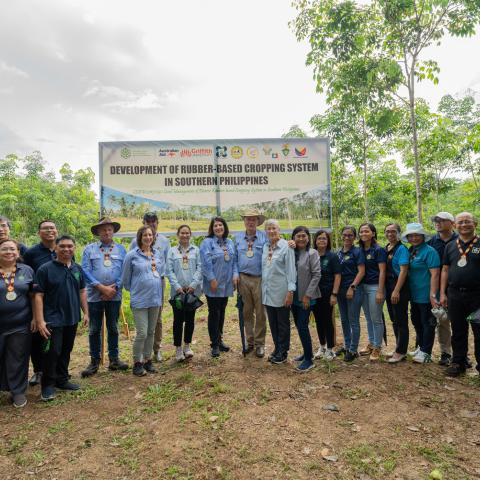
top-left (1, 300), bottom-right (480, 479)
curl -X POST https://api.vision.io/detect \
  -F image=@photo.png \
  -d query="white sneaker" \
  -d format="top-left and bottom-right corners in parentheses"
top-left (314, 346), bottom-right (326, 359)
top-left (183, 344), bottom-right (194, 359)
top-left (175, 347), bottom-right (185, 362)
top-left (412, 350), bottom-right (432, 364)
top-left (323, 348), bottom-right (335, 361)
top-left (154, 350), bottom-right (163, 362)
top-left (408, 346), bottom-right (420, 357)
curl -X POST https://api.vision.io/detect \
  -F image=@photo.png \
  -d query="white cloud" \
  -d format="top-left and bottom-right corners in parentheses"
top-left (0, 60), bottom-right (28, 78)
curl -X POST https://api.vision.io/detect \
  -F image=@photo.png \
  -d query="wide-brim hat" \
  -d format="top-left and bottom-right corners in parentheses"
top-left (91, 217), bottom-right (121, 236)
top-left (240, 208), bottom-right (266, 226)
top-left (401, 223), bottom-right (431, 242)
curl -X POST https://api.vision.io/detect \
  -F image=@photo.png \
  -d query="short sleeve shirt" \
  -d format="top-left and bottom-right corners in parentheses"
top-left (23, 242), bottom-right (57, 272)
top-left (427, 232), bottom-right (458, 260)
top-left (363, 244), bottom-right (387, 285)
top-left (443, 236), bottom-right (480, 290)
top-left (35, 260), bottom-right (86, 327)
top-left (386, 243), bottom-right (410, 278)
top-left (319, 251), bottom-right (341, 294)
top-left (0, 263), bottom-right (34, 334)
top-left (337, 246), bottom-right (365, 290)
top-left (408, 243), bottom-right (440, 303)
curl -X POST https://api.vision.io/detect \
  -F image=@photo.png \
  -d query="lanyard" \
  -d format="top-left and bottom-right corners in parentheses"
top-left (218, 239), bottom-right (230, 261)
top-left (0, 267), bottom-right (16, 292)
top-left (179, 245), bottom-right (190, 269)
top-left (456, 236), bottom-right (478, 259)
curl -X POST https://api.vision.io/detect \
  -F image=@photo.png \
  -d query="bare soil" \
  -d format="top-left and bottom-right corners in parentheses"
top-left (1, 308), bottom-right (479, 480)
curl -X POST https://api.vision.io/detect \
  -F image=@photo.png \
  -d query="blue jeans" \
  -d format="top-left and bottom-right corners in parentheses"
top-left (291, 304), bottom-right (313, 363)
top-left (337, 285), bottom-right (363, 353)
top-left (88, 301), bottom-right (121, 359)
top-left (362, 284), bottom-right (385, 349)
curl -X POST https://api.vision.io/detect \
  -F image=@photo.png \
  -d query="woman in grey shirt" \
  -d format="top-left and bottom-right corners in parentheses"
top-left (291, 226), bottom-right (321, 372)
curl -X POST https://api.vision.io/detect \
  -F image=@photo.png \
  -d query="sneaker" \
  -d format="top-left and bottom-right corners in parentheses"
top-left (211, 346), bottom-right (220, 358)
top-left (183, 344), bottom-right (194, 359)
top-left (334, 347), bottom-right (347, 357)
top-left (293, 354), bottom-right (305, 362)
top-left (81, 358), bottom-right (100, 378)
top-left (271, 354), bottom-right (288, 364)
top-left (369, 347), bottom-right (381, 361)
top-left (359, 344), bottom-right (374, 356)
top-left (408, 346), bottom-right (420, 356)
top-left (314, 346), bottom-right (326, 359)
top-left (41, 386), bottom-right (56, 401)
top-left (153, 351), bottom-right (163, 362)
top-left (56, 381), bottom-right (80, 391)
top-left (344, 351), bottom-right (359, 363)
top-left (295, 360), bottom-right (315, 372)
top-left (324, 349), bottom-right (336, 361)
top-left (29, 372), bottom-right (42, 387)
top-left (133, 362), bottom-right (147, 376)
top-left (143, 360), bottom-right (157, 373)
top-left (268, 350), bottom-right (278, 362)
top-left (445, 363), bottom-right (466, 377)
top-left (255, 346), bottom-right (265, 358)
top-left (245, 345), bottom-right (254, 354)
top-left (438, 352), bottom-right (452, 366)
top-left (175, 347), bottom-right (185, 362)
top-left (12, 394), bottom-right (27, 408)
top-left (388, 352), bottom-right (406, 363)
top-left (219, 341), bottom-right (230, 352)
top-left (384, 350), bottom-right (395, 358)
top-left (412, 351), bottom-right (432, 364)
top-left (108, 357), bottom-right (129, 371)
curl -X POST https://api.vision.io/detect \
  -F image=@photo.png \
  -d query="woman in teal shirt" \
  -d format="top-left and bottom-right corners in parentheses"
top-left (402, 223), bottom-right (440, 364)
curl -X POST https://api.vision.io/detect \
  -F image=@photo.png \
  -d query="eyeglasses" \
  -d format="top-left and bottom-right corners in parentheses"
top-left (385, 230), bottom-right (398, 234)
top-left (342, 234), bottom-right (354, 238)
top-left (456, 220), bottom-right (474, 225)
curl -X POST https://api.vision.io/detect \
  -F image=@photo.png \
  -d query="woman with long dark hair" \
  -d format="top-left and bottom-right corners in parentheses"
top-left (358, 223), bottom-right (387, 361)
top-left (290, 226), bottom-right (321, 372)
top-left (200, 217), bottom-right (237, 357)
top-left (312, 229), bottom-right (341, 361)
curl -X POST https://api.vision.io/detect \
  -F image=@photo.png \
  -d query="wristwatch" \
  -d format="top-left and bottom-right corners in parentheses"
top-left (331, 292), bottom-right (338, 296)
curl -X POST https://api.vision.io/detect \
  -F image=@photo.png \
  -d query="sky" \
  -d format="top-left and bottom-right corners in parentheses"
top-left (1, 0), bottom-right (480, 190)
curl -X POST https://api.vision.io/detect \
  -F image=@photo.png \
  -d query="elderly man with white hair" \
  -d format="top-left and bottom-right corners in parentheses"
top-left (440, 212), bottom-right (480, 377)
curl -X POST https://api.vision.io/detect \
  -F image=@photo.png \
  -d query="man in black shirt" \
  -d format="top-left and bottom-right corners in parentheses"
top-left (34, 235), bottom-right (89, 401)
top-left (428, 211), bottom-right (458, 366)
top-left (23, 220), bottom-right (58, 386)
top-left (440, 212), bottom-right (480, 377)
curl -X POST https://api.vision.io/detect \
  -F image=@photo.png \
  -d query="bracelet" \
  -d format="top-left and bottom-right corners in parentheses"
top-left (349, 284), bottom-right (356, 290)
top-left (331, 292), bottom-right (338, 296)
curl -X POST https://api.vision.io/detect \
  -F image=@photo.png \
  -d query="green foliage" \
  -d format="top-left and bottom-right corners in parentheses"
top-left (0, 152), bottom-right (99, 245)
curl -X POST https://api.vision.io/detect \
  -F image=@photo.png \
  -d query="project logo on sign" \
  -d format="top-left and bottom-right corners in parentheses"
top-left (246, 146), bottom-right (259, 159)
top-left (294, 147), bottom-right (307, 157)
top-left (281, 144), bottom-right (290, 157)
top-left (263, 146), bottom-right (272, 155)
top-left (120, 147), bottom-right (131, 159)
top-left (231, 146), bottom-right (243, 159)
top-left (216, 146), bottom-right (227, 158)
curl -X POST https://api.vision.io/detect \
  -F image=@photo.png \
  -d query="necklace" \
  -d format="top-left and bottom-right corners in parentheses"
top-left (0, 266), bottom-right (17, 301)
top-left (456, 236), bottom-right (478, 267)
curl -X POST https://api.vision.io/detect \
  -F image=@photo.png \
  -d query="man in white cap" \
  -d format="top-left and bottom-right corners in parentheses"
top-left (234, 209), bottom-right (267, 357)
top-left (427, 211), bottom-right (457, 366)
top-left (440, 212), bottom-right (480, 377)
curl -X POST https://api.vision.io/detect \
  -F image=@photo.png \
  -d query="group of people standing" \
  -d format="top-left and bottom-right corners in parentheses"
top-left (0, 209), bottom-right (479, 409)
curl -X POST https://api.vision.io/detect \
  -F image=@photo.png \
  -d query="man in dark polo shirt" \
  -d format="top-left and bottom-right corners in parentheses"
top-left (428, 211), bottom-right (458, 366)
top-left (23, 219), bottom-right (58, 386)
top-left (440, 212), bottom-right (480, 377)
top-left (34, 235), bottom-right (89, 401)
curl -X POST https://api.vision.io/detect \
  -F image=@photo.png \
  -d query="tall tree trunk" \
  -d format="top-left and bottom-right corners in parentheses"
top-left (362, 117), bottom-right (368, 221)
top-left (408, 64), bottom-right (423, 223)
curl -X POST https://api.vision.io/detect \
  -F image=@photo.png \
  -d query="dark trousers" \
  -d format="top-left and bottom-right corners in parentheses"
top-left (41, 324), bottom-right (78, 388)
top-left (386, 280), bottom-right (410, 355)
top-left (312, 293), bottom-right (335, 349)
top-left (447, 287), bottom-right (480, 371)
top-left (206, 296), bottom-right (228, 347)
top-left (265, 305), bottom-right (291, 357)
top-left (291, 304), bottom-right (313, 361)
top-left (30, 331), bottom-right (44, 373)
top-left (0, 330), bottom-right (31, 395)
top-left (88, 301), bottom-right (121, 359)
top-left (410, 302), bottom-right (436, 355)
top-left (172, 307), bottom-right (195, 346)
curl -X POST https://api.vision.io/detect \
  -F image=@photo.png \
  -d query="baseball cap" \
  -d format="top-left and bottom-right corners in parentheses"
top-left (431, 212), bottom-right (454, 222)
top-left (143, 211), bottom-right (158, 222)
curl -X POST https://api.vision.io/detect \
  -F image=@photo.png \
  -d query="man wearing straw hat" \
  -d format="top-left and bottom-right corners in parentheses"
top-left (234, 208), bottom-right (267, 357)
top-left (81, 217), bottom-right (128, 377)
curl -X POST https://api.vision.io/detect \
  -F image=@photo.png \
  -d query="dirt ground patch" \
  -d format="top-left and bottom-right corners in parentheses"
top-left (1, 308), bottom-right (480, 480)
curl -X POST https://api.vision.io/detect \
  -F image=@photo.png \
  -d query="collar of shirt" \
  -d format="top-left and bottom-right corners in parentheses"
top-left (177, 244), bottom-right (194, 252)
top-left (244, 233), bottom-right (257, 240)
top-left (135, 247), bottom-right (158, 258)
top-left (98, 241), bottom-right (115, 248)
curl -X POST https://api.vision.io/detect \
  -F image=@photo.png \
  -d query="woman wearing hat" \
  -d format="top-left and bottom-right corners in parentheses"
top-left (0, 239), bottom-right (35, 408)
top-left (167, 224), bottom-right (202, 362)
top-left (200, 217), bottom-right (237, 358)
top-left (122, 225), bottom-right (165, 376)
top-left (403, 223), bottom-right (440, 364)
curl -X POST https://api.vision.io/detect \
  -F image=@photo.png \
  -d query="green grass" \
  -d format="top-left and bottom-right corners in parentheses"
top-left (143, 382), bottom-right (181, 413)
top-left (343, 443), bottom-right (398, 475)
